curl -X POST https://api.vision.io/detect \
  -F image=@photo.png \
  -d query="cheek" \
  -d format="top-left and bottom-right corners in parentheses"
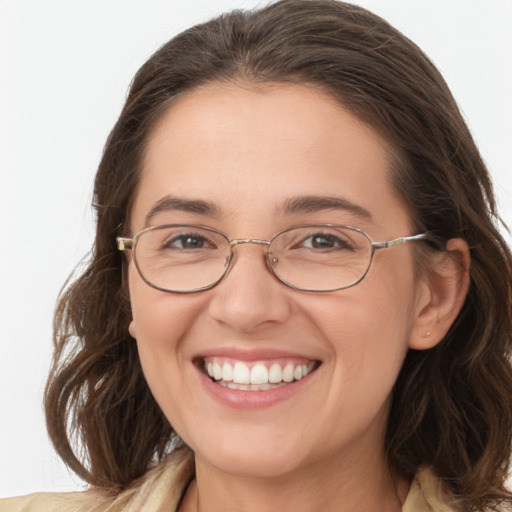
top-left (128, 270), bottom-right (204, 399)
top-left (128, 262), bottom-right (202, 340)
top-left (310, 257), bottom-right (418, 401)
top-left (315, 294), bottom-right (411, 376)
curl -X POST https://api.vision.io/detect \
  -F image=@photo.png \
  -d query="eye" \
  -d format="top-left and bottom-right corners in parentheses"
top-left (164, 232), bottom-right (217, 250)
top-left (300, 232), bottom-right (354, 251)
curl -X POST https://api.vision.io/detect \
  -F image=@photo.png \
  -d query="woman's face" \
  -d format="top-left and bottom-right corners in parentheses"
top-left (128, 82), bottom-right (426, 478)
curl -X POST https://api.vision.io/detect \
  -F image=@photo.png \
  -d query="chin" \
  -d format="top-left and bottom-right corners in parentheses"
top-left (183, 426), bottom-right (312, 479)
top-left (201, 446), bottom-right (308, 479)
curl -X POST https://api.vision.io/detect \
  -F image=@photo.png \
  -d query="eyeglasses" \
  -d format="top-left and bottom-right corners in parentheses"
top-left (117, 224), bottom-right (432, 293)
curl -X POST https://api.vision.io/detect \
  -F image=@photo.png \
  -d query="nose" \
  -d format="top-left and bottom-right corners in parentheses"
top-left (207, 243), bottom-right (292, 333)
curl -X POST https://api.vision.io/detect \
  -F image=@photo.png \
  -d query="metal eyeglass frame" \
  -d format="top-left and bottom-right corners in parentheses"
top-left (117, 224), bottom-right (433, 293)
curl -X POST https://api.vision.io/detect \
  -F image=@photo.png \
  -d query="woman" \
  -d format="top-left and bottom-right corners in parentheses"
top-left (1, 1), bottom-right (511, 510)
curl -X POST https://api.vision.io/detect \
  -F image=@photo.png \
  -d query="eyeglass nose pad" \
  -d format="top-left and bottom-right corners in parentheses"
top-left (265, 251), bottom-right (279, 272)
top-left (220, 247), bottom-right (238, 281)
top-left (221, 245), bottom-right (277, 285)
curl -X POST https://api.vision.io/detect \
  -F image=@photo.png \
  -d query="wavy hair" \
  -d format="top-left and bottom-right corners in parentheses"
top-left (45, 1), bottom-right (512, 509)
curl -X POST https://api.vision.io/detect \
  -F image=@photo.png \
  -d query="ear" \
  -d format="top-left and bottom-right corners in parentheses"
top-left (129, 319), bottom-right (137, 339)
top-left (409, 238), bottom-right (470, 350)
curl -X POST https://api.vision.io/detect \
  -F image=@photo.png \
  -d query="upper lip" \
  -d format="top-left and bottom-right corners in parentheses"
top-left (194, 346), bottom-right (320, 363)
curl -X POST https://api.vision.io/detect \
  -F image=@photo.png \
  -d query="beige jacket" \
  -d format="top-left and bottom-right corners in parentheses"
top-left (0, 449), bottom-right (458, 512)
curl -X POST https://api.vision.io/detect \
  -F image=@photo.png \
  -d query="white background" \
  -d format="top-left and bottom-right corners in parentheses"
top-left (1, 0), bottom-right (511, 496)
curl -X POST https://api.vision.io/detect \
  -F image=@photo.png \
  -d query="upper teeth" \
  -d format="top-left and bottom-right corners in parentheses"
top-left (205, 359), bottom-right (316, 385)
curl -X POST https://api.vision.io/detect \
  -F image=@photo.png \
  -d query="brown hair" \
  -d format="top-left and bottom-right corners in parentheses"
top-left (45, 1), bottom-right (512, 509)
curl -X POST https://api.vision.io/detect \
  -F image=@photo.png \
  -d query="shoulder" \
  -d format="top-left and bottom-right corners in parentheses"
top-left (0, 447), bottom-right (195, 512)
top-left (102, 446), bottom-right (195, 511)
top-left (0, 491), bottom-right (107, 512)
top-left (403, 467), bottom-right (512, 512)
top-left (403, 467), bottom-right (459, 512)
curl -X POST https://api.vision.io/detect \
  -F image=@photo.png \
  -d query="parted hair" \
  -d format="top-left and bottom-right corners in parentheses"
top-left (45, 1), bottom-right (512, 509)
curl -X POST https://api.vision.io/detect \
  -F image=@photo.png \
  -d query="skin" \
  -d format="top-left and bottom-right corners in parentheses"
top-left (127, 82), bottom-right (470, 512)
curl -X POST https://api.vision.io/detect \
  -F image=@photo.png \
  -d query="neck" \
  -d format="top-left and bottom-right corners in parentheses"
top-left (180, 445), bottom-right (407, 512)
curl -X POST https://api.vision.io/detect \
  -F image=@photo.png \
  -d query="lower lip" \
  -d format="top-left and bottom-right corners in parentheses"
top-left (197, 366), bottom-right (318, 409)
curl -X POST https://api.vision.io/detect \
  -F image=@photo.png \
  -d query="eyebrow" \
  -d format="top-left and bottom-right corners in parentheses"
top-left (144, 193), bottom-right (372, 226)
top-left (145, 195), bottom-right (221, 225)
top-left (282, 195), bottom-right (372, 220)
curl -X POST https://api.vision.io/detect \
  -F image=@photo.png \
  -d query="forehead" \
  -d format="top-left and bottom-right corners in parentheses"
top-left (131, 82), bottom-right (409, 235)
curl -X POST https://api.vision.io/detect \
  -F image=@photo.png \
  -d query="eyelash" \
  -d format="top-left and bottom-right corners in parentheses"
top-left (163, 233), bottom-right (216, 250)
top-left (296, 232), bottom-right (354, 251)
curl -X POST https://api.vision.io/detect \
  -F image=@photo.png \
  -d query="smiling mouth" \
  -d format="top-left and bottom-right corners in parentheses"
top-left (199, 357), bottom-right (320, 391)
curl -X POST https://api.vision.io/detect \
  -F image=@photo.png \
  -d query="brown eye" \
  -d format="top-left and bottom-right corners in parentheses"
top-left (300, 233), bottom-right (353, 251)
top-left (163, 233), bottom-right (215, 250)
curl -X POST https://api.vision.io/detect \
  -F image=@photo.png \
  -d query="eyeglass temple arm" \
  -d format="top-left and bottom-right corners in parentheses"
top-left (117, 237), bottom-right (134, 251)
top-left (372, 232), bottom-right (433, 250)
